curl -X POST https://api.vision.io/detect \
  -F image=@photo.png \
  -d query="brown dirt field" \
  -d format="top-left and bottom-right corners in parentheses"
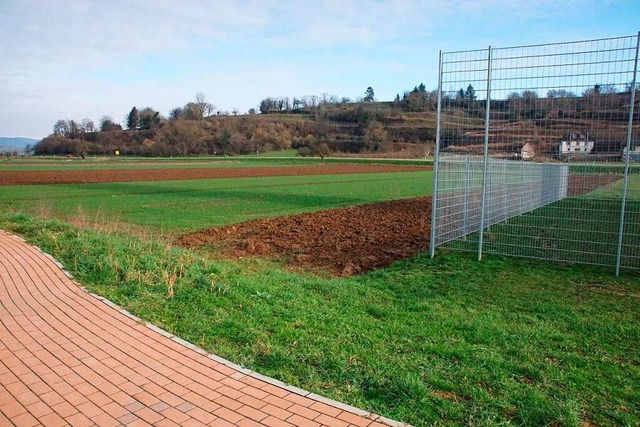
top-left (178, 197), bottom-right (431, 276)
top-left (0, 164), bottom-right (430, 186)
top-left (568, 174), bottom-right (621, 196)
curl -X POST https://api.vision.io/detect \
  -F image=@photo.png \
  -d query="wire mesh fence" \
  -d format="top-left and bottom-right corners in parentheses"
top-left (430, 34), bottom-right (640, 274)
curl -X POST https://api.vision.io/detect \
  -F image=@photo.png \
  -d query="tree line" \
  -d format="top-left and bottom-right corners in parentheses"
top-left (33, 82), bottom-right (638, 158)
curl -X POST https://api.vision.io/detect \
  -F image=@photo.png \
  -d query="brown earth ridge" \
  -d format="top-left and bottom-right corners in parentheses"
top-left (178, 197), bottom-right (432, 276)
top-left (0, 164), bottom-right (430, 185)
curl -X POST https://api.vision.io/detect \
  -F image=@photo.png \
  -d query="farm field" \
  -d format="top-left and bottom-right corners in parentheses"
top-left (0, 163), bottom-right (428, 185)
top-left (0, 169), bottom-right (432, 234)
top-left (0, 159), bottom-right (638, 426)
top-left (0, 154), bottom-right (431, 171)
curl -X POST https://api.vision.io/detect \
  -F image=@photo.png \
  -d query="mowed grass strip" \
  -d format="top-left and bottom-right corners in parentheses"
top-left (0, 171), bottom-right (432, 233)
top-left (1, 213), bottom-right (638, 427)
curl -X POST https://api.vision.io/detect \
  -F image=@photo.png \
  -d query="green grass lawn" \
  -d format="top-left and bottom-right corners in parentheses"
top-left (0, 168), bottom-right (638, 426)
top-left (0, 171), bottom-right (432, 234)
top-left (1, 213), bottom-right (638, 427)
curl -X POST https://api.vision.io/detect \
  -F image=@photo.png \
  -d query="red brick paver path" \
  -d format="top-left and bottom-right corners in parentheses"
top-left (0, 231), bottom-right (404, 426)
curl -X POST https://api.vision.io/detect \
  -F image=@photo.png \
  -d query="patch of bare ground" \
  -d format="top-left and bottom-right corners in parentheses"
top-left (0, 164), bottom-right (430, 185)
top-left (178, 197), bottom-right (432, 276)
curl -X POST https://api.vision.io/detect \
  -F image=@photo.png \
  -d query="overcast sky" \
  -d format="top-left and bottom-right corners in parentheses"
top-left (1, 0), bottom-right (639, 139)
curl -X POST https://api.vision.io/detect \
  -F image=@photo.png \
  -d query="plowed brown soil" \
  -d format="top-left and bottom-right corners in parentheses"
top-left (567, 174), bottom-right (621, 196)
top-left (178, 197), bottom-right (432, 276)
top-left (0, 164), bottom-right (430, 185)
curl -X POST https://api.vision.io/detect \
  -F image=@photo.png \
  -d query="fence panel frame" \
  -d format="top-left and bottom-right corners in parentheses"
top-left (431, 33), bottom-right (640, 274)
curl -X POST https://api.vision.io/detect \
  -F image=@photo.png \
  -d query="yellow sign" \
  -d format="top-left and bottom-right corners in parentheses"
top-left (114, 150), bottom-right (120, 156)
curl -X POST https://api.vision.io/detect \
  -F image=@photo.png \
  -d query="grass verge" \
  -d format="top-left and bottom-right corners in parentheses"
top-left (1, 212), bottom-right (638, 426)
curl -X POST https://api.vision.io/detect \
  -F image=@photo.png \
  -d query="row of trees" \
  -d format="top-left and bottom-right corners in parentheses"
top-left (393, 83), bottom-right (438, 112)
top-left (259, 93), bottom-right (351, 114)
top-left (258, 87), bottom-right (377, 114)
top-left (53, 116), bottom-right (124, 137)
top-left (125, 107), bottom-right (162, 130)
top-left (37, 115), bottom-right (313, 157)
top-left (125, 93), bottom-right (215, 130)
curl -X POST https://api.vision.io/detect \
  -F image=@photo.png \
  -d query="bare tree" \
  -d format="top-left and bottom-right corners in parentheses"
top-left (169, 107), bottom-right (183, 121)
top-left (81, 118), bottom-right (95, 133)
top-left (68, 120), bottom-right (81, 135)
top-left (195, 92), bottom-right (214, 118)
top-left (53, 119), bottom-right (70, 137)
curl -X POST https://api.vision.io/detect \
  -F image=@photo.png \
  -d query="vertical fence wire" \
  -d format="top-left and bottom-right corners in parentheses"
top-left (433, 34), bottom-right (640, 273)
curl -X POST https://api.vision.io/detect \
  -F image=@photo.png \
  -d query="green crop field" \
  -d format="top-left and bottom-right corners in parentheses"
top-left (0, 171), bottom-right (432, 233)
top-left (0, 165), bottom-right (638, 427)
top-left (0, 155), bottom-right (431, 171)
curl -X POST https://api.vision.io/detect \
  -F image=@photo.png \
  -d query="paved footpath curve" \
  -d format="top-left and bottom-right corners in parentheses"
top-left (0, 231), bottom-right (407, 427)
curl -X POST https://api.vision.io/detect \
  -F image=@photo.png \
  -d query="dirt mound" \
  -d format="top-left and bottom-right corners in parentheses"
top-left (178, 197), bottom-right (432, 276)
top-left (0, 164), bottom-right (430, 186)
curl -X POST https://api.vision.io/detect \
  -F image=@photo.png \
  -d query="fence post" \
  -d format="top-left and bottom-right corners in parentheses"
top-left (520, 161), bottom-right (524, 214)
top-left (463, 155), bottom-right (470, 239)
top-left (478, 47), bottom-right (493, 261)
top-left (615, 32), bottom-right (640, 276)
top-left (430, 50), bottom-right (444, 258)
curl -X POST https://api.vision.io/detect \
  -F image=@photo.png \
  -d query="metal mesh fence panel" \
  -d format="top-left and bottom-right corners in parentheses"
top-left (431, 34), bottom-right (640, 274)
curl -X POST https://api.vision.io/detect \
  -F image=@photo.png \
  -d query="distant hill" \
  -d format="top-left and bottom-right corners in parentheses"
top-left (0, 137), bottom-right (40, 152)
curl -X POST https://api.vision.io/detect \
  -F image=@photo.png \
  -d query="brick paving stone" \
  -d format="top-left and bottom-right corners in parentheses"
top-left (102, 401), bottom-right (130, 419)
top-left (51, 400), bottom-right (78, 418)
top-left (209, 419), bottom-right (237, 427)
top-left (134, 407), bottom-right (165, 424)
top-left (310, 401), bottom-right (343, 418)
top-left (38, 411), bottom-right (68, 427)
top-left (0, 399), bottom-right (27, 418)
top-left (338, 411), bottom-right (375, 427)
top-left (66, 411), bottom-right (94, 427)
top-left (186, 406), bottom-right (218, 424)
top-left (236, 419), bottom-right (263, 427)
top-left (25, 400), bottom-right (54, 418)
top-left (11, 411), bottom-right (40, 427)
top-left (0, 231), bottom-right (405, 427)
top-left (237, 404), bottom-right (269, 422)
top-left (315, 413), bottom-right (351, 427)
top-left (160, 406), bottom-right (191, 424)
top-left (90, 411), bottom-right (120, 427)
top-left (289, 403), bottom-right (322, 421)
top-left (287, 414), bottom-right (323, 427)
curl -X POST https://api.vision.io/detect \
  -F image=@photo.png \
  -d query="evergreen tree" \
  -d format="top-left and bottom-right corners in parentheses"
top-left (364, 87), bottom-right (375, 102)
top-left (465, 84), bottom-right (477, 100)
top-left (127, 107), bottom-right (139, 130)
